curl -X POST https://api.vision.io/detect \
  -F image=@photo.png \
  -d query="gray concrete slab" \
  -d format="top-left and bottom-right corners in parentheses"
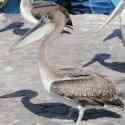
top-left (0, 14), bottom-right (125, 125)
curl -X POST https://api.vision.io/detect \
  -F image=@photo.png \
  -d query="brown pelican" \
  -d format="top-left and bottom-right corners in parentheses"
top-left (37, 31), bottom-right (124, 125)
top-left (10, 4), bottom-right (124, 125)
top-left (99, 0), bottom-right (125, 42)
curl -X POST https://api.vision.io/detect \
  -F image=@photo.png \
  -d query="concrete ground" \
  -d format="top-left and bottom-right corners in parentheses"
top-left (0, 14), bottom-right (125, 125)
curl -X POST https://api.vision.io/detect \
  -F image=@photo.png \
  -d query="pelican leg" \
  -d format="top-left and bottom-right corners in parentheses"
top-left (75, 106), bottom-right (85, 125)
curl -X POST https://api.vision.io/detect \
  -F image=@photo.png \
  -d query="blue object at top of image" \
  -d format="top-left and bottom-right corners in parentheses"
top-left (1, 0), bottom-right (120, 14)
top-left (3, 0), bottom-right (21, 13)
top-left (111, 0), bottom-right (120, 6)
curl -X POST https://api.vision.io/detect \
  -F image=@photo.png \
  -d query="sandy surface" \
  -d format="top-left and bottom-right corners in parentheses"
top-left (0, 14), bottom-right (125, 125)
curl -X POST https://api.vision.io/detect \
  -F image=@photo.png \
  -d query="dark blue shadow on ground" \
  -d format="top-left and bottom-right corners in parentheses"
top-left (0, 22), bottom-right (30, 36)
top-left (82, 53), bottom-right (125, 73)
top-left (0, 89), bottom-right (121, 121)
top-left (103, 29), bottom-right (122, 42)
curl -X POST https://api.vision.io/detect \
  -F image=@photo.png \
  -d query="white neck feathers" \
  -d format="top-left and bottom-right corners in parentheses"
top-left (20, 0), bottom-right (38, 24)
top-left (38, 23), bottom-right (67, 92)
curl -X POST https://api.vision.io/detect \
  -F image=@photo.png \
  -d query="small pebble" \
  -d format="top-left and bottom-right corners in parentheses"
top-left (4, 66), bottom-right (14, 72)
top-left (80, 28), bottom-right (89, 32)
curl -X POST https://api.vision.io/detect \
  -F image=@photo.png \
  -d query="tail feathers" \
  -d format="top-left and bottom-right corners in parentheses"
top-left (79, 97), bottom-right (124, 110)
top-left (107, 98), bottom-right (124, 110)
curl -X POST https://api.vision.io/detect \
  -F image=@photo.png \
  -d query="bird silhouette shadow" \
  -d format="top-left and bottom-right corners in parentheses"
top-left (0, 89), bottom-right (121, 121)
top-left (0, 22), bottom-right (30, 36)
top-left (82, 53), bottom-right (125, 73)
top-left (0, 21), bottom-right (72, 36)
top-left (103, 29), bottom-right (122, 43)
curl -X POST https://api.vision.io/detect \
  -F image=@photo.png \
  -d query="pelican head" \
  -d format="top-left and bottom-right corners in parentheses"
top-left (99, 0), bottom-right (125, 30)
top-left (10, 1), bottom-right (73, 52)
top-left (20, 0), bottom-right (39, 24)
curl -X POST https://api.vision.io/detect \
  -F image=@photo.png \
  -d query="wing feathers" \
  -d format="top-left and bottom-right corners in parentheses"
top-left (51, 73), bottom-right (124, 108)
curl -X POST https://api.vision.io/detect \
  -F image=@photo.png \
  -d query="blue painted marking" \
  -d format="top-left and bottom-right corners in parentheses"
top-left (111, 0), bottom-right (120, 6)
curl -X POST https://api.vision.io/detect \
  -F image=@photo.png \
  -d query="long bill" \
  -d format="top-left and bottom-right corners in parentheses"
top-left (98, 0), bottom-right (124, 30)
top-left (10, 21), bottom-right (55, 51)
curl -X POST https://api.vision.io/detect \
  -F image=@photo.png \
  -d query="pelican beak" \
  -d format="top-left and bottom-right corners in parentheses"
top-left (9, 17), bottom-right (55, 52)
top-left (99, 0), bottom-right (124, 31)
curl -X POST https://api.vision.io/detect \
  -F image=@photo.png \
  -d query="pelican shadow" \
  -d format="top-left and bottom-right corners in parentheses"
top-left (82, 53), bottom-right (125, 73)
top-left (103, 29), bottom-right (122, 42)
top-left (0, 22), bottom-right (30, 36)
top-left (0, 89), bottom-right (121, 121)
